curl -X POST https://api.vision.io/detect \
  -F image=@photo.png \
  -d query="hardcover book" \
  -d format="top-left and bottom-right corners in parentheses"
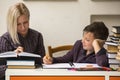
top-left (106, 45), bottom-right (118, 53)
top-left (7, 60), bottom-right (35, 66)
top-left (7, 65), bottom-right (36, 69)
top-left (0, 51), bottom-right (42, 69)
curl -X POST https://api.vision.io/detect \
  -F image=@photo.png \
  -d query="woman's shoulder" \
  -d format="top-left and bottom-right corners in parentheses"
top-left (0, 32), bottom-right (10, 40)
top-left (0, 32), bottom-right (13, 44)
top-left (28, 28), bottom-right (42, 37)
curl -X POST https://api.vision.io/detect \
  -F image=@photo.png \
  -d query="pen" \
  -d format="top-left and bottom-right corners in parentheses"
top-left (69, 62), bottom-right (75, 67)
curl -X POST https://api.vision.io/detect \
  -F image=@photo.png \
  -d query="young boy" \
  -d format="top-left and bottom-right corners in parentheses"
top-left (43, 22), bottom-right (109, 67)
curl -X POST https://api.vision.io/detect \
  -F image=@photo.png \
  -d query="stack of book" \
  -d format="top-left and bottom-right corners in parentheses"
top-left (105, 41), bottom-right (118, 53)
top-left (107, 52), bottom-right (120, 69)
top-left (106, 26), bottom-right (120, 46)
top-left (116, 45), bottom-right (120, 71)
top-left (112, 26), bottom-right (120, 38)
top-left (105, 26), bottom-right (120, 69)
top-left (0, 51), bottom-right (41, 69)
top-left (7, 59), bottom-right (35, 69)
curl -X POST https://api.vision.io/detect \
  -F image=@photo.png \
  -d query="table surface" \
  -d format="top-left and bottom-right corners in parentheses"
top-left (6, 68), bottom-right (120, 76)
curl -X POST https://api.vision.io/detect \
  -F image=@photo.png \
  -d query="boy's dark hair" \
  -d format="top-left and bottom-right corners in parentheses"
top-left (83, 22), bottom-right (109, 40)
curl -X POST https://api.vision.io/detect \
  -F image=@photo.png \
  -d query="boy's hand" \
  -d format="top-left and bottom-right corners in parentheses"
top-left (92, 39), bottom-right (105, 54)
top-left (93, 39), bottom-right (105, 48)
top-left (43, 54), bottom-right (53, 64)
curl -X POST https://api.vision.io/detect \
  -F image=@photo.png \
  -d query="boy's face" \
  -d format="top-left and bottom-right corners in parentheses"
top-left (82, 32), bottom-right (95, 51)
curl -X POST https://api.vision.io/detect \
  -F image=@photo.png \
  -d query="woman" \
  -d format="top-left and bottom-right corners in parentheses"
top-left (0, 3), bottom-right (45, 79)
top-left (0, 2), bottom-right (45, 64)
top-left (43, 22), bottom-right (109, 67)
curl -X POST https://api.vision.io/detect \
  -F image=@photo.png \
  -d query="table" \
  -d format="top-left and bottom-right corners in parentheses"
top-left (6, 68), bottom-right (120, 80)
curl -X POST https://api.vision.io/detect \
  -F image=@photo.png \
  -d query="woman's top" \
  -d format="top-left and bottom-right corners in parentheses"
top-left (0, 28), bottom-right (45, 64)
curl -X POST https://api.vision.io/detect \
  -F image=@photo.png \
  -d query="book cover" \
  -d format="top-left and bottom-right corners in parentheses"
top-left (7, 65), bottom-right (36, 69)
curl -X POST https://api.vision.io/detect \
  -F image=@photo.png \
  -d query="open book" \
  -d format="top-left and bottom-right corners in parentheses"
top-left (0, 51), bottom-right (41, 58)
top-left (42, 63), bottom-right (113, 71)
top-left (42, 63), bottom-right (100, 69)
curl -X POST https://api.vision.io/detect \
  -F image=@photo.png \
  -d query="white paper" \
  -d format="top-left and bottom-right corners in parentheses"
top-left (42, 63), bottom-right (100, 69)
top-left (19, 52), bottom-right (41, 58)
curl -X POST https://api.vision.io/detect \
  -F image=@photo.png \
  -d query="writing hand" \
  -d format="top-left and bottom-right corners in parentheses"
top-left (43, 54), bottom-right (53, 64)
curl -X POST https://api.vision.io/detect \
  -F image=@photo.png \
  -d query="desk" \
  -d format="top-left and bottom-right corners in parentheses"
top-left (6, 68), bottom-right (120, 80)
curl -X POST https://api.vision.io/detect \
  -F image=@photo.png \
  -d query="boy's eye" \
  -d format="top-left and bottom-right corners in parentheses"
top-left (17, 23), bottom-right (21, 26)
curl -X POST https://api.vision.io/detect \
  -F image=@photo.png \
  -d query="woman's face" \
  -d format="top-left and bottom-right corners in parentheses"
top-left (82, 32), bottom-right (95, 51)
top-left (17, 14), bottom-right (29, 37)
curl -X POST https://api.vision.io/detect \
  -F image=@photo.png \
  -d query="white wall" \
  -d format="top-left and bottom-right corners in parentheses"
top-left (0, 0), bottom-right (120, 53)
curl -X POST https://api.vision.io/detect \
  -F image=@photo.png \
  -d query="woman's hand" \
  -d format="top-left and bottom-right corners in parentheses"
top-left (43, 54), bottom-right (53, 64)
top-left (14, 46), bottom-right (23, 54)
top-left (92, 39), bottom-right (105, 54)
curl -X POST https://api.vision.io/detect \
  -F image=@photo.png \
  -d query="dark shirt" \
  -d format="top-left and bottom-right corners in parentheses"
top-left (53, 40), bottom-right (109, 67)
top-left (0, 28), bottom-right (45, 64)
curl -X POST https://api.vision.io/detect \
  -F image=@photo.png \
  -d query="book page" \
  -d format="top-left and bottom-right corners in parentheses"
top-left (0, 51), bottom-right (17, 58)
top-left (18, 52), bottom-right (41, 58)
top-left (42, 63), bottom-right (100, 69)
top-left (42, 63), bottom-right (71, 69)
top-left (0, 51), bottom-right (41, 58)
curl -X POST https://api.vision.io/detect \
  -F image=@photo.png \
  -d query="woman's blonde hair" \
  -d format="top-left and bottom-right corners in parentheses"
top-left (7, 2), bottom-right (30, 44)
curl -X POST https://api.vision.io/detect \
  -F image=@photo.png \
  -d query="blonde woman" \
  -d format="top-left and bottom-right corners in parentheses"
top-left (0, 2), bottom-right (45, 64)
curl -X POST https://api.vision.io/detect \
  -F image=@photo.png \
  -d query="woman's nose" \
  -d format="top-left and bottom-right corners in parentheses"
top-left (21, 24), bottom-right (25, 30)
